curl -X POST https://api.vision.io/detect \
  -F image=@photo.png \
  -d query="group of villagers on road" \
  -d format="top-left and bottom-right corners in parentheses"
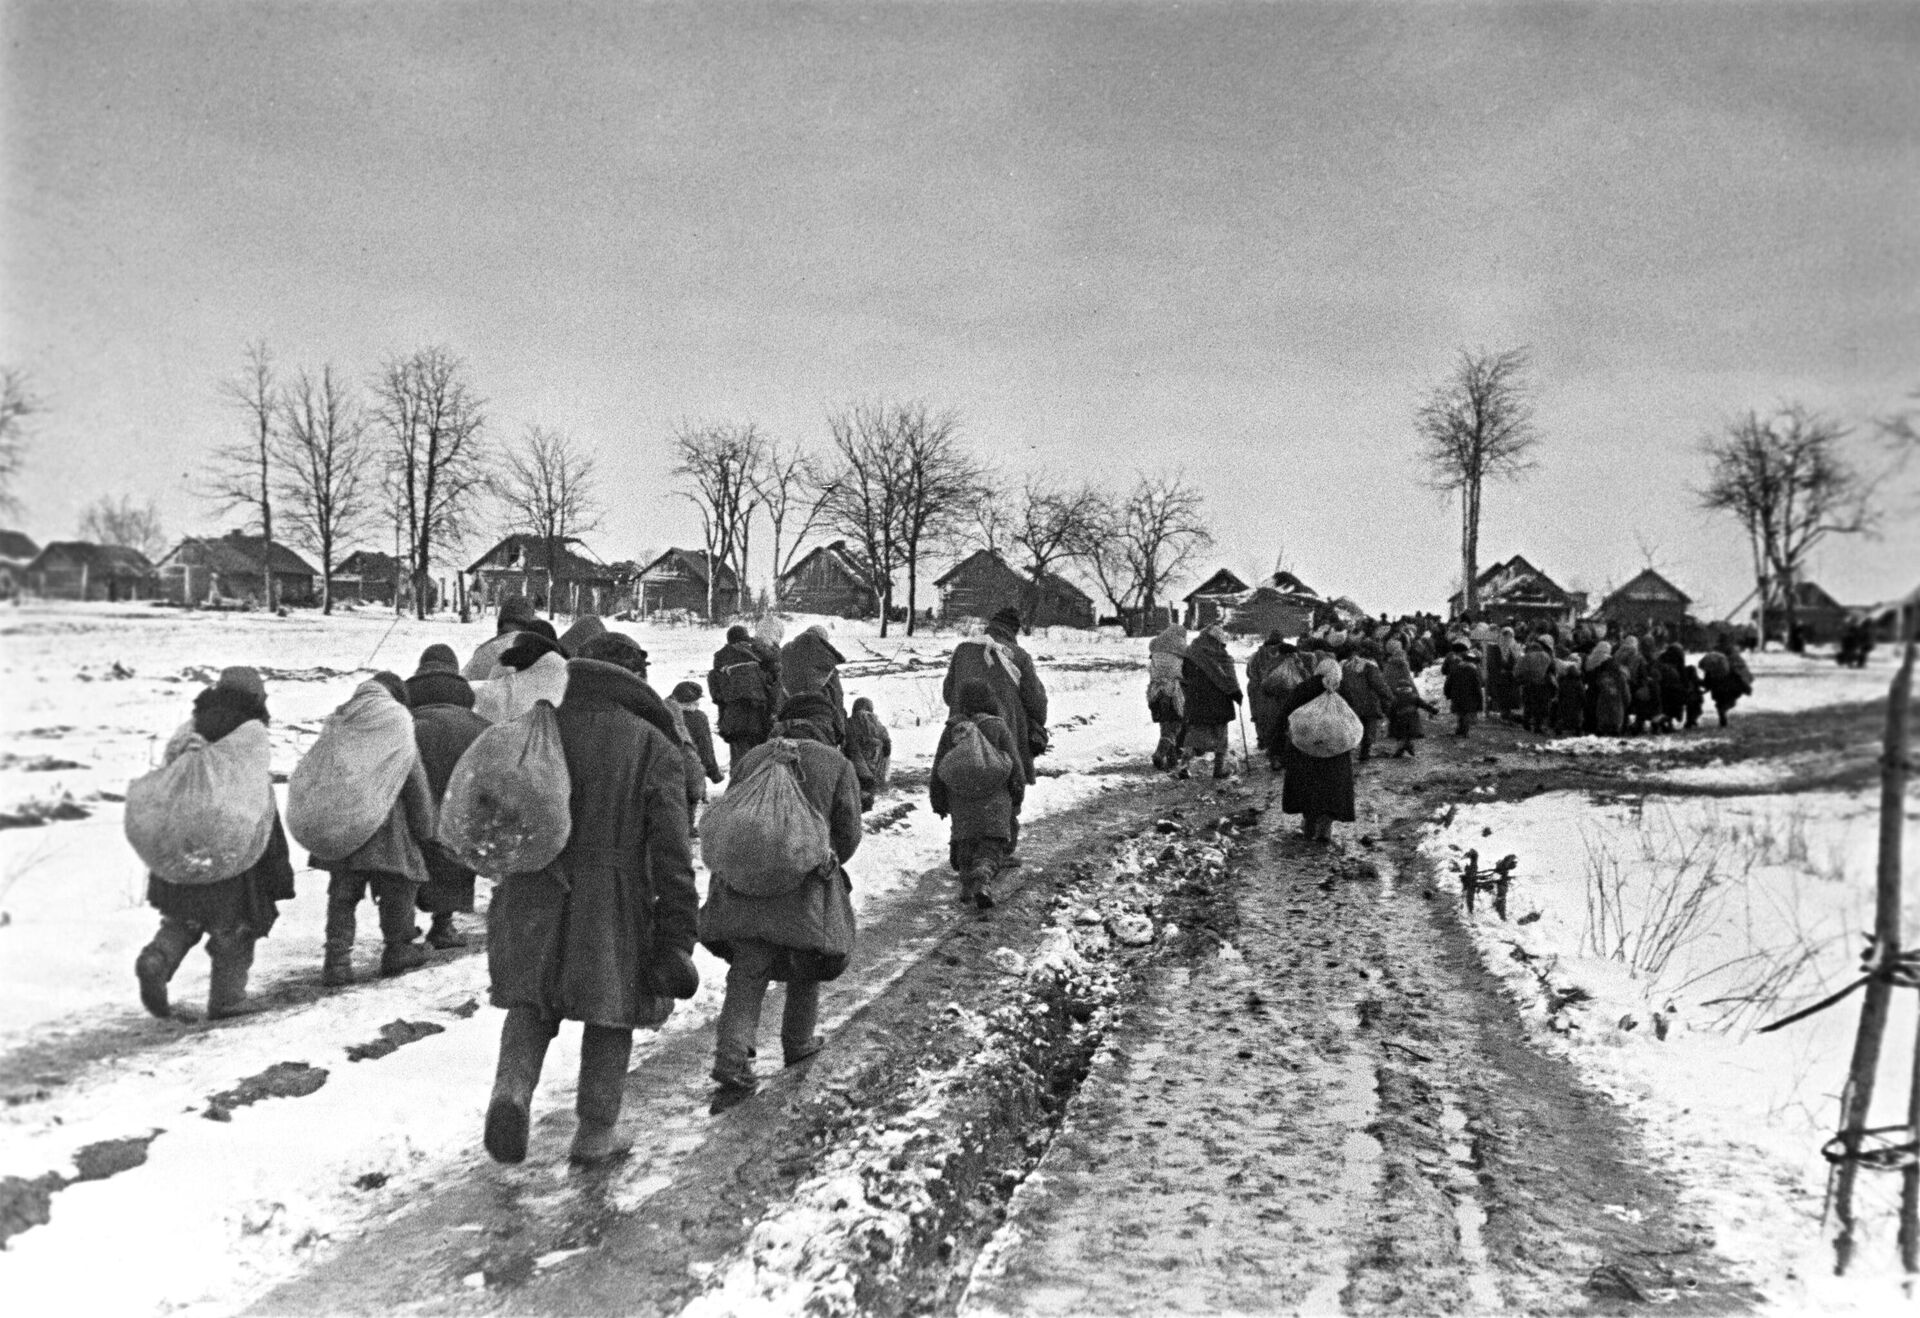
top-left (1147, 610), bottom-right (1759, 846)
top-left (123, 600), bottom-right (1047, 1164)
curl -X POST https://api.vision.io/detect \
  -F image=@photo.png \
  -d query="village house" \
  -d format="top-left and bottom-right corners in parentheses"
top-left (778, 540), bottom-right (879, 618)
top-left (1181, 567), bottom-right (1253, 630)
top-left (634, 547), bottom-right (742, 618)
top-left (1448, 556), bottom-right (1585, 629)
top-left (1596, 568), bottom-right (1692, 633)
top-left (329, 549), bottom-right (405, 607)
top-left (1763, 579), bottom-right (1853, 646)
top-left (935, 549), bottom-right (1095, 629)
top-left (465, 534), bottom-right (624, 617)
top-left (0, 530), bottom-right (40, 598)
top-left (27, 541), bottom-right (158, 601)
top-left (155, 532), bottom-right (317, 606)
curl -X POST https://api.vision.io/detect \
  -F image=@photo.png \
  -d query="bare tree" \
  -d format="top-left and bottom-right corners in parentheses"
top-left (275, 364), bottom-right (374, 615)
top-left (672, 421), bottom-right (764, 619)
top-left (78, 494), bottom-right (168, 561)
top-left (0, 367), bottom-right (39, 516)
top-left (1699, 404), bottom-right (1876, 643)
top-left (371, 346), bottom-right (490, 619)
top-left (1008, 476), bottom-right (1106, 630)
top-left (494, 424), bottom-right (603, 618)
top-left (1086, 474), bottom-right (1213, 629)
top-left (208, 341), bottom-right (281, 608)
top-left (1415, 347), bottom-right (1542, 616)
top-left (752, 439), bottom-right (833, 607)
top-left (890, 402), bottom-right (988, 634)
top-left (963, 478), bottom-right (1015, 560)
top-left (820, 403), bottom-right (908, 636)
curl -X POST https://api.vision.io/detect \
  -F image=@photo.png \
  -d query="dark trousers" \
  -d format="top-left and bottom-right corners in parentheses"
top-left (714, 939), bottom-right (821, 1076)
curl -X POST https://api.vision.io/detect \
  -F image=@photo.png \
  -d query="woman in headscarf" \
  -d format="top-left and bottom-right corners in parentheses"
top-left (1275, 656), bottom-right (1357, 842)
top-left (842, 696), bottom-right (893, 810)
top-left (1180, 624), bottom-right (1244, 779)
top-left (1146, 623), bottom-right (1189, 770)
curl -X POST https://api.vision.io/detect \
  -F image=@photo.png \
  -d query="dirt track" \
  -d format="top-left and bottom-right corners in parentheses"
top-left (233, 702), bottom-right (1832, 1316)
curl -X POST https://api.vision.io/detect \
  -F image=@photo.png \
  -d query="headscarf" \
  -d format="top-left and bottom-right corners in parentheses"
top-left (1148, 625), bottom-right (1189, 657)
top-left (1584, 641), bottom-right (1614, 673)
top-left (755, 614), bottom-right (787, 646)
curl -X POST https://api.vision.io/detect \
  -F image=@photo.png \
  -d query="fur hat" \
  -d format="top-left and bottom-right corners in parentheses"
top-left (498, 596), bottom-right (538, 629)
top-left (499, 632), bottom-right (566, 671)
top-left (990, 606), bottom-right (1023, 633)
top-left (670, 680), bottom-right (704, 703)
top-left (726, 624), bottom-right (750, 644)
top-left (558, 614), bottom-right (607, 656)
top-left (580, 632), bottom-right (650, 674)
top-left (215, 665), bottom-right (266, 702)
top-left (415, 644), bottom-right (459, 675)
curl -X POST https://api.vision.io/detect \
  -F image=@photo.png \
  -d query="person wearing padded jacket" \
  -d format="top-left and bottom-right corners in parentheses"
top-left (931, 678), bottom-right (1025, 910)
top-left (483, 631), bottom-right (700, 1166)
top-left (702, 691), bottom-right (863, 1100)
top-left (133, 666), bottom-right (296, 1020)
top-left (313, 673), bottom-right (439, 985)
top-left (405, 645), bottom-right (489, 950)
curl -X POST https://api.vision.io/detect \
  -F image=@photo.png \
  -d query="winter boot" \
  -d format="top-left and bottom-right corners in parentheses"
top-left (969, 859), bottom-right (998, 910)
top-left (1213, 751), bottom-right (1231, 780)
top-left (569, 1025), bottom-right (634, 1165)
top-left (484, 1008), bottom-right (555, 1164)
top-left (321, 900), bottom-right (357, 987)
top-left (784, 1035), bottom-right (824, 1068)
top-left (134, 918), bottom-right (198, 1018)
top-left (425, 912), bottom-right (466, 949)
top-left (205, 928), bottom-right (258, 1020)
top-left (380, 941), bottom-right (430, 977)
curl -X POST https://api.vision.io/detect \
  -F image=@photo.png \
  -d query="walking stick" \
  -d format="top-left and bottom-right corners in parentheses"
top-left (1237, 699), bottom-right (1252, 771)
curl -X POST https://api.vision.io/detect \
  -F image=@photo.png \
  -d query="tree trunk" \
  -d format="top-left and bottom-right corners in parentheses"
top-left (321, 538), bottom-right (333, 615)
top-left (1887, 623), bottom-right (1917, 1274)
top-left (905, 539), bottom-right (920, 636)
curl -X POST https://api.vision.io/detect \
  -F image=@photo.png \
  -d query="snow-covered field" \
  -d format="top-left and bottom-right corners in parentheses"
top-left (1424, 650), bottom-right (1917, 1313)
top-left (0, 602), bottom-right (1158, 1315)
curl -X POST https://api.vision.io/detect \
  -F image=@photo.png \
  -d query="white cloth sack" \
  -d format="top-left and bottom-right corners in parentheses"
top-left (1288, 689), bottom-right (1365, 758)
top-left (702, 739), bottom-right (834, 899)
top-left (287, 681), bottom-right (420, 860)
top-left (125, 720), bottom-right (276, 884)
top-left (473, 651), bottom-right (569, 724)
top-left (438, 699), bottom-right (572, 875)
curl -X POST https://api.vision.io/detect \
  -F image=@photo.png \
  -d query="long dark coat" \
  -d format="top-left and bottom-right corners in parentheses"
top-left (1181, 635), bottom-right (1243, 730)
top-left (486, 660), bottom-right (699, 1029)
top-left (1246, 640), bottom-right (1291, 748)
top-left (1277, 678), bottom-right (1356, 822)
top-left (1442, 656), bottom-right (1485, 715)
top-left (942, 629), bottom-right (1048, 785)
top-left (1587, 662), bottom-right (1629, 735)
top-left (1338, 658), bottom-right (1393, 722)
top-left (407, 669), bottom-right (489, 914)
top-left (930, 713), bottom-right (1024, 841)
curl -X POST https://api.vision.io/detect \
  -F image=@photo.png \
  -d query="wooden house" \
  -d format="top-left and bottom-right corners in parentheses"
top-left (779, 541), bottom-right (880, 618)
top-left (935, 549), bottom-right (1096, 630)
top-left (330, 550), bottom-right (405, 606)
top-left (1448, 556), bottom-right (1583, 628)
top-left (1181, 568), bottom-right (1253, 630)
top-left (0, 530), bottom-right (40, 598)
top-left (465, 534), bottom-right (623, 616)
top-left (634, 548), bottom-right (742, 618)
top-left (1224, 586), bottom-right (1314, 638)
top-left (28, 542), bottom-right (157, 601)
top-left (1597, 569), bottom-right (1692, 633)
top-left (156, 533), bottom-right (316, 606)
top-left (1763, 579), bottom-right (1852, 645)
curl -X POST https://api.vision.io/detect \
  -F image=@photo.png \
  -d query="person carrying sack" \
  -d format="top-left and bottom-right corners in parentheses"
top-left (1145, 624), bottom-right (1188, 770)
top-left (129, 666), bottom-right (295, 1019)
top-left (483, 631), bottom-right (700, 1166)
top-left (1277, 656), bottom-right (1360, 844)
top-left (778, 624), bottom-right (849, 747)
top-left (1180, 624), bottom-right (1243, 780)
top-left (299, 674), bottom-right (440, 984)
top-left (931, 679), bottom-right (1025, 909)
top-left (843, 696), bottom-right (892, 810)
top-left (668, 680), bottom-right (725, 832)
top-left (941, 607), bottom-right (1048, 848)
top-left (405, 645), bottom-right (490, 950)
top-left (699, 693), bottom-right (863, 1100)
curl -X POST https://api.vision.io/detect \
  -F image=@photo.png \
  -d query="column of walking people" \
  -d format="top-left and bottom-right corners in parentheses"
top-left (121, 602), bottom-right (1047, 1161)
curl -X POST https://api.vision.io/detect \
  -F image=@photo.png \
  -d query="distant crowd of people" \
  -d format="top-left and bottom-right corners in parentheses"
top-left (1144, 611), bottom-right (1759, 846)
top-left (125, 597), bottom-right (1057, 1162)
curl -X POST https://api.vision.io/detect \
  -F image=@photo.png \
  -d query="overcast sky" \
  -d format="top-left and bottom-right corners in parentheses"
top-left (4, 1), bottom-right (1915, 618)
